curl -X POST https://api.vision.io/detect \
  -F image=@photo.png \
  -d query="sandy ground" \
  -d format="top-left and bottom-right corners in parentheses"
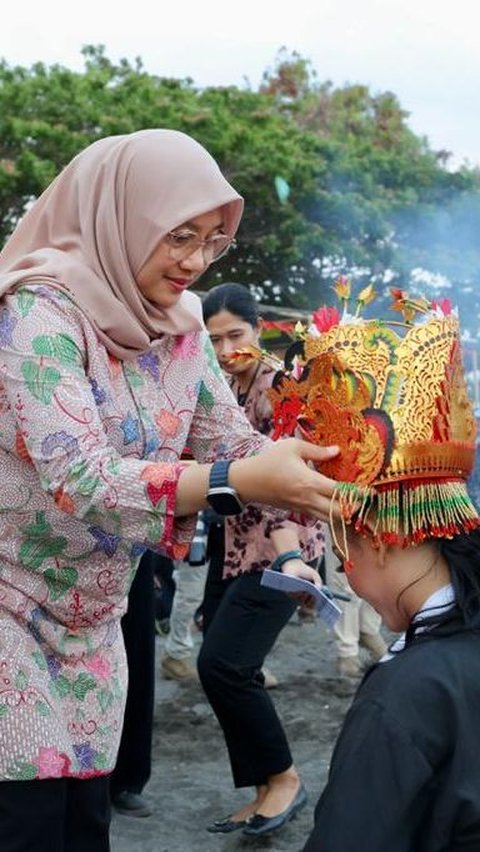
top-left (110, 612), bottom-right (365, 852)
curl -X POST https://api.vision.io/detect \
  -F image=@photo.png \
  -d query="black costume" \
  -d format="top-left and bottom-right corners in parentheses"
top-left (303, 621), bottom-right (480, 852)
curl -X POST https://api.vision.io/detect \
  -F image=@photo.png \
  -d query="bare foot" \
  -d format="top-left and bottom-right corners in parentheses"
top-left (229, 785), bottom-right (268, 823)
top-left (255, 771), bottom-right (300, 818)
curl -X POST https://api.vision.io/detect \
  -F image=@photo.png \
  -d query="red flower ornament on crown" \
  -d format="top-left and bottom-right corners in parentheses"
top-left (311, 306), bottom-right (341, 333)
top-left (259, 281), bottom-right (479, 545)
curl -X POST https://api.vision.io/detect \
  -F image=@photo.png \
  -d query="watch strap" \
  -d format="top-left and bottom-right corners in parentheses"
top-left (209, 459), bottom-right (233, 490)
top-left (207, 460), bottom-right (244, 515)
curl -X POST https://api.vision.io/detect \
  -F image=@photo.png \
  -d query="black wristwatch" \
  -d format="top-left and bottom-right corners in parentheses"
top-left (207, 460), bottom-right (244, 516)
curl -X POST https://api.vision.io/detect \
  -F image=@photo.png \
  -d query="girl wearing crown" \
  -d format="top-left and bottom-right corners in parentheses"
top-left (292, 288), bottom-right (480, 851)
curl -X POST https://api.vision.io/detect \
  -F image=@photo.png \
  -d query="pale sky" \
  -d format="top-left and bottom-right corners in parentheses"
top-left (2, 0), bottom-right (479, 168)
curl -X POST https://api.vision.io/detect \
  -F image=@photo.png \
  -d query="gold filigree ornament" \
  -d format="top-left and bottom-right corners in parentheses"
top-left (248, 283), bottom-right (480, 546)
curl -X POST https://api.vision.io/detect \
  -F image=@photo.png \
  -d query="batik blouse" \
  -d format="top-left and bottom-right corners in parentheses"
top-left (0, 285), bottom-right (268, 781)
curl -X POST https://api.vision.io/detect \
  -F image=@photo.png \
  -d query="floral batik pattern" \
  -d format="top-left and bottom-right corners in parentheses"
top-left (0, 284), bottom-right (267, 779)
top-left (222, 366), bottom-right (325, 579)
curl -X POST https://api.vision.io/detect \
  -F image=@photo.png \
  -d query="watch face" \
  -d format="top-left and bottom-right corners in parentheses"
top-left (207, 487), bottom-right (244, 516)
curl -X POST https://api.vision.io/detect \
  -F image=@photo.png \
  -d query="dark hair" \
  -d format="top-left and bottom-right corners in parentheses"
top-left (202, 282), bottom-right (259, 327)
top-left (441, 531), bottom-right (480, 627)
top-left (402, 530), bottom-right (480, 646)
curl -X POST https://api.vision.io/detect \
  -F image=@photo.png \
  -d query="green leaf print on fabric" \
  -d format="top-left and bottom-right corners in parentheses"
top-left (7, 759), bottom-right (38, 781)
top-left (97, 688), bottom-right (114, 713)
top-left (105, 457), bottom-right (121, 476)
top-left (21, 360), bottom-right (61, 404)
top-left (0, 704), bottom-right (8, 718)
top-left (83, 506), bottom-right (123, 536)
top-left (77, 476), bottom-right (100, 496)
top-left (35, 700), bottom-right (51, 717)
top-left (123, 363), bottom-right (144, 387)
top-left (22, 512), bottom-right (50, 538)
top-left (32, 333), bottom-right (83, 366)
top-left (146, 509), bottom-right (166, 542)
top-left (93, 752), bottom-right (109, 770)
top-left (19, 535), bottom-right (67, 569)
top-left (17, 289), bottom-right (35, 318)
top-left (68, 461), bottom-right (100, 497)
top-left (44, 566), bottom-right (78, 601)
top-left (198, 380), bottom-right (215, 413)
top-left (72, 672), bottom-right (96, 701)
top-left (15, 670), bottom-right (28, 690)
top-left (111, 675), bottom-right (123, 700)
top-left (31, 651), bottom-right (48, 671)
top-left (50, 675), bottom-right (71, 699)
top-left (19, 512), bottom-right (67, 570)
top-left (204, 335), bottom-right (223, 380)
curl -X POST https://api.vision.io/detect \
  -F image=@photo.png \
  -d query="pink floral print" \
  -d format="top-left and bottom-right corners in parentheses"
top-left (0, 284), bottom-right (268, 779)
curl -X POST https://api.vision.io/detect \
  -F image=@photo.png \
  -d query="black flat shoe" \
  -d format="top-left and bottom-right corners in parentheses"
top-left (111, 791), bottom-right (152, 818)
top-left (242, 784), bottom-right (307, 837)
top-left (206, 816), bottom-right (247, 834)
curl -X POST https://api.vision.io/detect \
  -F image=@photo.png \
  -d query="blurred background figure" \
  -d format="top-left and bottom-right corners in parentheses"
top-left (197, 283), bottom-right (325, 837)
top-left (161, 512), bottom-right (209, 681)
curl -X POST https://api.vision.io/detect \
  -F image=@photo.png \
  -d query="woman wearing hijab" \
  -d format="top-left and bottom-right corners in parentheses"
top-left (0, 129), bottom-right (338, 851)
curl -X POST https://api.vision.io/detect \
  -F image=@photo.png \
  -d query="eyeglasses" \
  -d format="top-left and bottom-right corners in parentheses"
top-left (165, 229), bottom-right (236, 263)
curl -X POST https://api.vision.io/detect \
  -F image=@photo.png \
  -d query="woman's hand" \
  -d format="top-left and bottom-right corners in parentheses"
top-left (279, 556), bottom-right (321, 608)
top-left (229, 439), bottom-right (341, 523)
top-left (174, 438), bottom-right (341, 519)
top-left (280, 557), bottom-right (321, 584)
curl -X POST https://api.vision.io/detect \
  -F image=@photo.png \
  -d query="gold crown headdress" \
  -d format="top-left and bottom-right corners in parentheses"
top-left (240, 280), bottom-right (479, 547)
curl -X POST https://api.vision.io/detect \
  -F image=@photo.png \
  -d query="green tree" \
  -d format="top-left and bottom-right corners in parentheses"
top-left (0, 45), bottom-right (479, 336)
top-left (258, 49), bottom-right (480, 313)
top-left (0, 46), bottom-right (202, 240)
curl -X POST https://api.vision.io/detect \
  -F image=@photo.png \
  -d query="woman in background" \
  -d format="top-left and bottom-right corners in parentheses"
top-left (198, 283), bottom-right (325, 839)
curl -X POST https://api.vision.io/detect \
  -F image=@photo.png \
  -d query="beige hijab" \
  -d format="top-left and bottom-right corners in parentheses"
top-left (0, 129), bottom-right (244, 359)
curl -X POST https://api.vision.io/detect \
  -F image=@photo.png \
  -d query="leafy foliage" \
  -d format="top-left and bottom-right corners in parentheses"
top-left (1, 45), bottom-right (479, 335)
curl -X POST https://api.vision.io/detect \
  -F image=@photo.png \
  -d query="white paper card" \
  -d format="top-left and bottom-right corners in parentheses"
top-left (261, 569), bottom-right (342, 629)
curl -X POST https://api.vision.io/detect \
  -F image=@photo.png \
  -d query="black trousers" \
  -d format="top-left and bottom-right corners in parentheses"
top-left (0, 776), bottom-right (110, 851)
top-left (197, 524), bottom-right (297, 788)
top-left (153, 554), bottom-right (176, 621)
top-left (110, 551), bottom-right (156, 797)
